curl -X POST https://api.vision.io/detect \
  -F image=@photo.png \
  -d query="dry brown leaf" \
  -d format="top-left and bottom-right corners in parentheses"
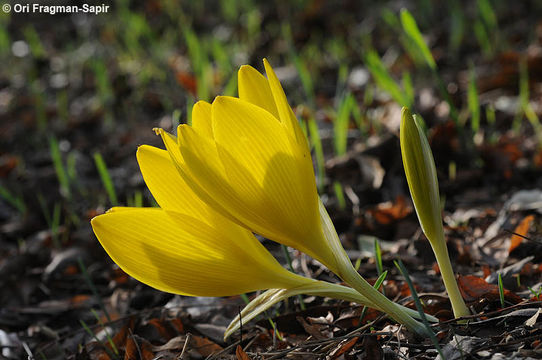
top-left (458, 275), bottom-right (522, 303)
top-left (296, 316), bottom-right (331, 340)
top-left (369, 195), bottom-right (412, 225)
top-left (236, 344), bottom-right (251, 360)
top-left (69, 294), bottom-right (91, 306)
top-left (190, 335), bottom-right (223, 357)
top-left (509, 215), bottom-right (534, 253)
top-left (174, 71), bottom-right (197, 96)
top-left (0, 155), bottom-right (18, 177)
top-left (112, 318), bottom-right (134, 349)
top-left (148, 318), bottom-right (174, 340)
top-left (170, 318), bottom-right (184, 334)
top-left (124, 337), bottom-right (138, 360)
top-left (151, 336), bottom-right (187, 352)
top-left (329, 336), bottom-right (358, 359)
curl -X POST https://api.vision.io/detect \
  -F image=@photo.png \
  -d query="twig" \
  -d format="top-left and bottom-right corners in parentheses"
top-left (438, 300), bottom-right (542, 326)
top-left (179, 333), bottom-right (191, 359)
top-left (128, 328), bottom-right (142, 360)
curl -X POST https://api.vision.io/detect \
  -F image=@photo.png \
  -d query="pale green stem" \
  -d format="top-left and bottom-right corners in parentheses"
top-left (224, 281), bottom-right (437, 340)
top-left (340, 265), bottom-right (429, 336)
top-left (295, 281), bottom-right (437, 322)
top-left (319, 200), bottom-right (430, 337)
top-left (430, 234), bottom-right (470, 318)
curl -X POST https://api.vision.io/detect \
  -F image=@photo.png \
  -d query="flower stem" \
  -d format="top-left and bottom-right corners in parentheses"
top-left (319, 199), bottom-right (429, 336)
top-left (430, 236), bottom-right (470, 318)
top-left (340, 261), bottom-right (430, 336)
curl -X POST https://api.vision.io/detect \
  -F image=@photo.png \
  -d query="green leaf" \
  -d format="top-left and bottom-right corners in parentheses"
top-left (400, 9), bottom-right (436, 70)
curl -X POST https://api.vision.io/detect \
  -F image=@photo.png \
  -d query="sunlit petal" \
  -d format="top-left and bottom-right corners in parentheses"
top-left (263, 59), bottom-right (308, 151)
top-left (154, 127), bottom-right (185, 167)
top-left (179, 95), bottom-right (337, 268)
top-left (136, 145), bottom-right (209, 219)
top-left (238, 65), bottom-right (279, 119)
top-left (191, 100), bottom-right (213, 138)
top-left (91, 207), bottom-right (307, 297)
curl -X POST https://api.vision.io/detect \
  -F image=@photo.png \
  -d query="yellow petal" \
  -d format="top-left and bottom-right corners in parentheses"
top-left (191, 100), bottom-right (213, 138)
top-left (238, 65), bottom-right (279, 119)
top-left (136, 145), bottom-right (210, 220)
top-left (263, 59), bottom-right (308, 151)
top-left (91, 207), bottom-right (307, 297)
top-left (175, 124), bottom-right (244, 222)
top-left (154, 126), bottom-right (252, 229)
top-left (154, 127), bottom-right (185, 167)
top-left (179, 96), bottom-right (336, 268)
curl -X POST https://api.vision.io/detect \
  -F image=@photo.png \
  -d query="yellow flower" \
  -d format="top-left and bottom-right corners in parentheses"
top-left (91, 145), bottom-right (310, 296)
top-left (157, 59), bottom-right (339, 273)
top-left (91, 145), bottom-right (430, 326)
top-left (155, 61), bottom-right (429, 336)
top-left (400, 107), bottom-right (470, 318)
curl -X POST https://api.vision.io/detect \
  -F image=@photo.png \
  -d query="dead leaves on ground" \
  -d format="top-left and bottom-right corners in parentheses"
top-left (81, 316), bottom-right (224, 360)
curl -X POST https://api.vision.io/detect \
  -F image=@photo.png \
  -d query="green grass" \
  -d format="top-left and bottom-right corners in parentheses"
top-left (32, 82), bottom-right (47, 132)
top-left (127, 190), bottom-right (143, 208)
top-left (363, 50), bottom-right (411, 108)
top-left (374, 238), bottom-right (385, 296)
top-left (93, 153), bottom-right (118, 206)
top-left (498, 273), bottom-right (505, 308)
top-left (90, 308), bottom-right (118, 356)
top-left (374, 238), bottom-right (384, 277)
top-left (49, 137), bottom-right (71, 199)
top-left (468, 63), bottom-right (480, 133)
top-left (400, 9), bottom-right (436, 71)
top-left (518, 59), bottom-right (542, 145)
top-left (359, 270), bottom-right (388, 322)
top-left (80, 319), bottom-right (119, 359)
top-left (448, 0), bottom-right (466, 53)
top-left (400, 9), bottom-right (459, 123)
top-left (182, 24), bottom-right (212, 101)
top-left (307, 115), bottom-right (325, 192)
top-left (78, 257), bottom-right (112, 323)
top-left (395, 259), bottom-right (444, 358)
top-left (23, 25), bottom-right (45, 58)
top-left (474, 20), bottom-right (492, 57)
top-left (476, 0), bottom-right (499, 55)
top-left (0, 185), bottom-right (26, 214)
top-left (334, 93), bottom-right (355, 156)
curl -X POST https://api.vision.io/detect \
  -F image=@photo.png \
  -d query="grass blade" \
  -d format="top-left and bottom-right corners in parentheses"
top-left (394, 259), bottom-right (443, 357)
top-left (307, 116), bottom-right (325, 192)
top-left (49, 137), bottom-right (71, 199)
top-left (400, 9), bottom-right (436, 71)
top-left (0, 185), bottom-right (26, 214)
top-left (93, 152), bottom-right (118, 206)
top-left (468, 63), bottom-right (480, 133)
top-left (498, 273), bottom-right (505, 308)
top-left (364, 50), bottom-right (410, 107)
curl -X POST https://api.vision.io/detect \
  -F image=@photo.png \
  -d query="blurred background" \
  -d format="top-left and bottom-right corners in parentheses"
top-left (1, 0), bottom-right (542, 358)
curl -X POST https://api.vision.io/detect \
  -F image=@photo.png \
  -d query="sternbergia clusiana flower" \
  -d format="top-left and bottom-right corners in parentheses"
top-left (155, 60), bottom-right (429, 335)
top-left (400, 107), bottom-right (470, 318)
top-left (91, 145), bottom-right (308, 296)
top-left (91, 140), bottom-right (431, 331)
